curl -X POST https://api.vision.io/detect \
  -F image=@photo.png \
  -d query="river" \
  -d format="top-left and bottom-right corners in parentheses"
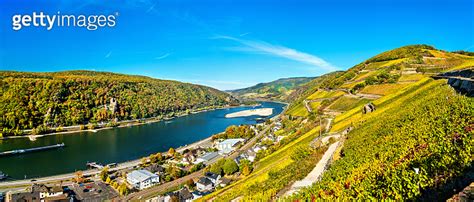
top-left (0, 102), bottom-right (285, 180)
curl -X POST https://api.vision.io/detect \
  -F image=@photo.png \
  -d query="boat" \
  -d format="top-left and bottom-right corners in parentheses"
top-left (0, 171), bottom-right (8, 180)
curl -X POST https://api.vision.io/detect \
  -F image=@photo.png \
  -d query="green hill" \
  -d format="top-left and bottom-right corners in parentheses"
top-left (286, 44), bottom-right (474, 117)
top-left (229, 77), bottom-right (314, 102)
top-left (201, 45), bottom-right (473, 201)
top-left (0, 70), bottom-right (237, 136)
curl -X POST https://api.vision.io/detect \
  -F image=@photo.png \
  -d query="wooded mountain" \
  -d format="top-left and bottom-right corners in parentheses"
top-left (228, 77), bottom-right (314, 102)
top-left (0, 71), bottom-right (237, 136)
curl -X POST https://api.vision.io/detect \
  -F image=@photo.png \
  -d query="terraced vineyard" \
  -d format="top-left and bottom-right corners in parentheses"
top-left (292, 79), bottom-right (473, 200)
top-left (204, 45), bottom-right (473, 201)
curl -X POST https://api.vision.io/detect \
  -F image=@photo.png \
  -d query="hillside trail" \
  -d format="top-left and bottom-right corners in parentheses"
top-left (277, 107), bottom-right (343, 198)
top-left (282, 138), bottom-right (341, 197)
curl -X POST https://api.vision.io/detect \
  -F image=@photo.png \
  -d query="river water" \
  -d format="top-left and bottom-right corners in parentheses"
top-left (0, 102), bottom-right (285, 179)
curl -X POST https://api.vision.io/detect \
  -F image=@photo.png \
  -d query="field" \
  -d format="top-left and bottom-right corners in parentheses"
top-left (398, 74), bottom-right (426, 82)
top-left (360, 83), bottom-right (411, 95)
top-left (328, 96), bottom-right (370, 112)
top-left (330, 78), bottom-right (433, 132)
top-left (309, 102), bottom-right (321, 111)
top-left (286, 102), bottom-right (309, 117)
top-left (450, 58), bottom-right (474, 70)
top-left (307, 90), bottom-right (345, 100)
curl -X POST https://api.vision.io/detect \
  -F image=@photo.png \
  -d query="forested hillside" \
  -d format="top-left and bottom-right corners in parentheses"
top-left (229, 77), bottom-right (314, 101)
top-left (0, 71), bottom-right (237, 136)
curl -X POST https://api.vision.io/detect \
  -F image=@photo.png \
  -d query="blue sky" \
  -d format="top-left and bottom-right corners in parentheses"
top-left (0, 0), bottom-right (473, 90)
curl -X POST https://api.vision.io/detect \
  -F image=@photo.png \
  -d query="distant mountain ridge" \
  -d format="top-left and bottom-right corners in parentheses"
top-left (229, 77), bottom-right (315, 102)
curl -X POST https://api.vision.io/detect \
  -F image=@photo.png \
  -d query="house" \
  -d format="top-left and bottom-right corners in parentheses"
top-left (234, 155), bottom-right (246, 165)
top-left (127, 170), bottom-right (160, 190)
top-left (253, 145), bottom-right (263, 153)
top-left (194, 152), bottom-right (219, 165)
top-left (31, 184), bottom-right (64, 199)
top-left (219, 178), bottom-right (232, 187)
top-left (196, 177), bottom-right (213, 191)
top-left (191, 190), bottom-right (211, 200)
top-left (4, 184), bottom-right (70, 202)
top-left (181, 150), bottom-right (198, 165)
top-left (145, 195), bottom-right (167, 202)
top-left (216, 138), bottom-right (245, 154)
top-left (277, 136), bottom-right (286, 142)
top-left (204, 172), bottom-right (221, 184)
top-left (5, 191), bottom-right (40, 202)
top-left (246, 150), bottom-right (256, 162)
top-left (145, 164), bottom-right (165, 174)
top-left (176, 188), bottom-right (193, 202)
top-left (71, 181), bottom-right (118, 201)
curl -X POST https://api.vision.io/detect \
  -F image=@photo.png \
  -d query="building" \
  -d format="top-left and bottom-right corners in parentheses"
top-left (246, 150), bottom-right (256, 162)
top-left (174, 188), bottom-right (193, 202)
top-left (71, 181), bottom-right (118, 201)
top-left (32, 184), bottom-right (64, 199)
top-left (127, 170), bottom-right (160, 190)
top-left (145, 164), bottom-right (165, 174)
top-left (196, 177), bottom-right (213, 191)
top-left (194, 152), bottom-right (219, 165)
top-left (219, 178), bottom-right (232, 187)
top-left (216, 138), bottom-right (245, 154)
top-left (5, 191), bottom-right (40, 202)
top-left (5, 184), bottom-right (68, 202)
top-left (204, 172), bottom-right (221, 184)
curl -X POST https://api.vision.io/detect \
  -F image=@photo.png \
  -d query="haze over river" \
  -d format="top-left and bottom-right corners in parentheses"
top-left (0, 102), bottom-right (285, 180)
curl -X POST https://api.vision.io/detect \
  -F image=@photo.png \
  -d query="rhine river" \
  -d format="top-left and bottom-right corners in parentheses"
top-left (0, 102), bottom-right (285, 179)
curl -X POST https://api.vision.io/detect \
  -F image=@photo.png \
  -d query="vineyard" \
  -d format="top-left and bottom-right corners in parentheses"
top-left (292, 80), bottom-right (473, 200)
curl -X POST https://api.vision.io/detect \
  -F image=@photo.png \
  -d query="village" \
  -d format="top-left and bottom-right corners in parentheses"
top-left (1, 118), bottom-right (286, 202)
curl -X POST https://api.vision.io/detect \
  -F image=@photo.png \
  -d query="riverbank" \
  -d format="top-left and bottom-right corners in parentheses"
top-left (0, 134), bottom-right (214, 189)
top-left (0, 103), bottom-right (284, 188)
top-left (0, 104), bottom-right (260, 141)
top-left (0, 101), bottom-right (286, 181)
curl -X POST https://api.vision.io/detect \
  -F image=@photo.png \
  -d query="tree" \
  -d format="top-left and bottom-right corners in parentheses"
top-left (210, 159), bottom-right (226, 175)
top-left (242, 165), bottom-right (251, 176)
top-left (141, 157), bottom-right (148, 166)
top-left (118, 183), bottom-right (129, 195)
top-left (190, 163), bottom-right (205, 172)
top-left (223, 159), bottom-right (239, 175)
top-left (99, 167), bottom-right (109, 181)
top-left (239, 159), bottom-right (253, 173)
top-left (74, 171), bottom-right (85, 183)
top-left (185, 179), bottom-right (195, 188)
top-left (168, 147), bottom-right (176, 157)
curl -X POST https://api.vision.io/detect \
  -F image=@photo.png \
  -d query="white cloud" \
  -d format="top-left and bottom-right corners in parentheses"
top-left (215, 35), bottom-right (338, 71)
top-left (105, 51), bottom-right (112, 58)
top-left (239, 32), bottom-right (251, 37)
top-left (155, 53), bottom-right (171, 60)
top-left (146, 3), bottom-right (157, 13)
